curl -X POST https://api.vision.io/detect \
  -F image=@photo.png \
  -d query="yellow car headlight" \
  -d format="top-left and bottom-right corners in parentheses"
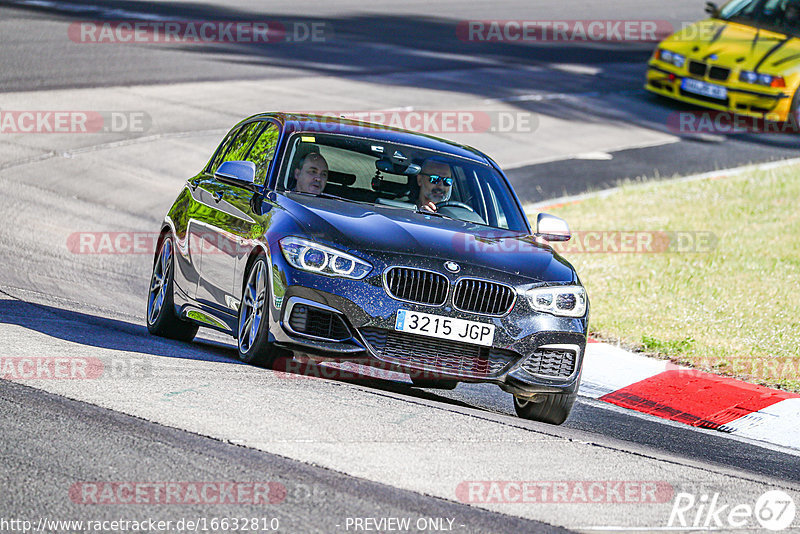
top-left (658, 49), bottom-right (686, 68)
top-left (739, 71), bottom-right (786, 88)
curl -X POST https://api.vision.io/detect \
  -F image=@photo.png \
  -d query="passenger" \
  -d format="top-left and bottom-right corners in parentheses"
top-left (415, 160), bottom-right (453, 212)
top-left (784, 0), bottom-right (800, 26)
top-left (293, 152), bottom-right (328, 194)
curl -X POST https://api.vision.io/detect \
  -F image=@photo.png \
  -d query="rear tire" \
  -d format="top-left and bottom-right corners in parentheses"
top-left (146, 236), bottom-right (198, 342)
top-left (513, 392), bottom-right (576, 425)
top-left (237, 256), bottom-right (278, 367)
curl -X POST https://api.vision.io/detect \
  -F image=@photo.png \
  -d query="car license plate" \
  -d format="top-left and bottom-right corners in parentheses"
top-left (394, 309), bottom-right (495, 346)
top-left (681, 78), bottom-right (727, 100)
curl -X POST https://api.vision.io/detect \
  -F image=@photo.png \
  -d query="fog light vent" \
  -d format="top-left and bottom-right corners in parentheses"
top-left (288, 304), bottom-right (351, 341)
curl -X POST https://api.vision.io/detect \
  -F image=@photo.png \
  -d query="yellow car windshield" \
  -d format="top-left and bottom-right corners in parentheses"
top-left (721, 0), bottom-right (800, 36)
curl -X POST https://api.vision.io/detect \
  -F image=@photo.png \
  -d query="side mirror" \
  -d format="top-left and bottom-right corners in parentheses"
top-left (215, 160), bottom-right (256, 186)
top-left (705, 1), bottom-right (720, 17)
top-left (536, 213), bottom-right (571, 242)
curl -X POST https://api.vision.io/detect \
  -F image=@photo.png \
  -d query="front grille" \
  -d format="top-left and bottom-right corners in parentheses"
top-left (384, 267), bottom-right (448, 306)
top-left (520, 348), bottom-right (577, 378)
top-left (289, 304), bottom-right (351, 341)
top-left (688, 61), bottom-right (706, 77)
top-left (453, 279), bottom-right (515, 316)
top-left (360, 328), bottom-right (516, 378)
top-left (708, 66), bottom-right (730, 81)
top-left (687, 60), bottom-right (729, 81)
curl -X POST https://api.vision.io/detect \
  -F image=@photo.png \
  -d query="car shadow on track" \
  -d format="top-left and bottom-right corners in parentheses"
top-left (0, 298), bottom-right (242, 364)
top-left (271, 354), bottom-right (500, 410)
top-left (0, 297), bottom-right (494, 410)
top-left (7, 296), bottom-right (799, 481)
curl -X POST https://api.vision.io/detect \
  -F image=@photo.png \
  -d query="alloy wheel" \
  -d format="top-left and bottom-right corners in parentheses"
top-left (238, 260), bottom-right (267, 353)
top-left (147, 239), bottom-right (172, 325)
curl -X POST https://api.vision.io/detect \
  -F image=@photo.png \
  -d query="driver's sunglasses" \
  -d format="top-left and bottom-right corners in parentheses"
top-left (425, 174), bottom-right (454, 186)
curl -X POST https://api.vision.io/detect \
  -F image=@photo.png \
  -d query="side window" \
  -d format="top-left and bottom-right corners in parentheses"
top-left (208, 127), bottom-right (241, 174)
top-left (246, 123), bottom-right (280, 186)
top-left (222, 122), bottom-right (264, 164)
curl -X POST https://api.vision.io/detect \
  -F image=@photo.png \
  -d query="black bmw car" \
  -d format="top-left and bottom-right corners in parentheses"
top-left (147, 113), bottom-right (588, 424)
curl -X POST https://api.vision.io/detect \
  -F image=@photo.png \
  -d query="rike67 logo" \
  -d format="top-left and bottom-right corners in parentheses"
top-left (669, 490), bottom-right (796, 531)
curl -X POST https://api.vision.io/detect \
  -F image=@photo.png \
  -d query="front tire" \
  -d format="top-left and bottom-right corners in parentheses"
top-left (146, 236), bottom-right (198, 341)
top-left (237, 256), bottom-right (277, 367)
top-left (513, 392), bottom-right (576, 425)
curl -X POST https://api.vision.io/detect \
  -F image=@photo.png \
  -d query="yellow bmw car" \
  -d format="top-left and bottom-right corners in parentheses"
top-left (646, 0), bottom-right (800, 123)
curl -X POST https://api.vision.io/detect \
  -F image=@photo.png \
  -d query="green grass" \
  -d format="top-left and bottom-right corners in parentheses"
top-left (528, 164), bottom-right (800, 392)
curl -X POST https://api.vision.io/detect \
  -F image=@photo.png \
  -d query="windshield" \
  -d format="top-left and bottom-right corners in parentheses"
top-left (720, 0), bottom-right (800, 35)
top-left (277, 132), bottom-right (528, 232)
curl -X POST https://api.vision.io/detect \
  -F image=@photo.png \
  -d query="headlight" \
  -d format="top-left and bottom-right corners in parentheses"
top-left (658, 49), bottom-right (685, 68)
top-left (740, 70), bottom-right (758, 84)
top-left (527, 285), bottom-right (587, 318)
top-left (739, 71), bottom-right (785, 88)
top-left (279, 237), bottom-right (372, 280)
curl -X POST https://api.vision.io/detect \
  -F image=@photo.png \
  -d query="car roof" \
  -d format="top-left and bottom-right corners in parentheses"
top-left (244, 112), bottom-right (493, 165)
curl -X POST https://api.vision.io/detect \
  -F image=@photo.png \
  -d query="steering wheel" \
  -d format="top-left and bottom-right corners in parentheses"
top-left (436, 200), bottom-right (475, 213)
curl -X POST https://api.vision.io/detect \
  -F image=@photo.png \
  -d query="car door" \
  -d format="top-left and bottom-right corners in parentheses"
top-left (194, 120), bottom-right (281, 315)
top-left (176, 125), bottom-right (241, 301)
top-left (231, 120), bottom-right (281, 298)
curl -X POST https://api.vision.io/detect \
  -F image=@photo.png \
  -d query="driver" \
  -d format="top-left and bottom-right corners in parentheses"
top-left (785, 0), bottom-right (800, 25)
top-left (416, 159), bottom-right (453, 212)
top-left (293, 152), bottom-right (328, 194)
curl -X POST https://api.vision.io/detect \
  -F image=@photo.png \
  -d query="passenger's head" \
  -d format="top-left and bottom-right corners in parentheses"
top-left (293, 152), bottom-right (328, 194)
top-left (416, 160), bottom-right (453, 207)
top-left (786, 0), bottom-right (800, 23)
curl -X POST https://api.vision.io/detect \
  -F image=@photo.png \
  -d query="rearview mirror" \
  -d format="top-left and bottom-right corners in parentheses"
top-left (215, 160), bottom-right (256, 186)
top-left (536, 213), bottom-right (571, 242)
top-left (375, 159), bottom-right (421, 175)
top-left (705, 1), bottom-right (720, 17)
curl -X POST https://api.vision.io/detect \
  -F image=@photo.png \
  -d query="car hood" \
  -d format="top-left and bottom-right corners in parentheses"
top-left (664, 19), bottom-right (800, 71)
top-left (279, 194), bottom-right (576, 283)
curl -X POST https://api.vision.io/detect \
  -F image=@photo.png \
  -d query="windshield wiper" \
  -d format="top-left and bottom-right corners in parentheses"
top-left (291, 191), bottom-right (352, 202)
top-left (414, 207), bottom-right (457, 221)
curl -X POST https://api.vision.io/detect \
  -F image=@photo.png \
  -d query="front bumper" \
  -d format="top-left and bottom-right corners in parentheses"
top-left (266, 251), bottom-right (587, 397)
top-left (645, 62), bottom-right (792, 121)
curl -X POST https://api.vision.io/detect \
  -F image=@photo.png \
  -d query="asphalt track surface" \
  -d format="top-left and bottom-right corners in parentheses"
top-left (1, 1), bottom-right (800, 532)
